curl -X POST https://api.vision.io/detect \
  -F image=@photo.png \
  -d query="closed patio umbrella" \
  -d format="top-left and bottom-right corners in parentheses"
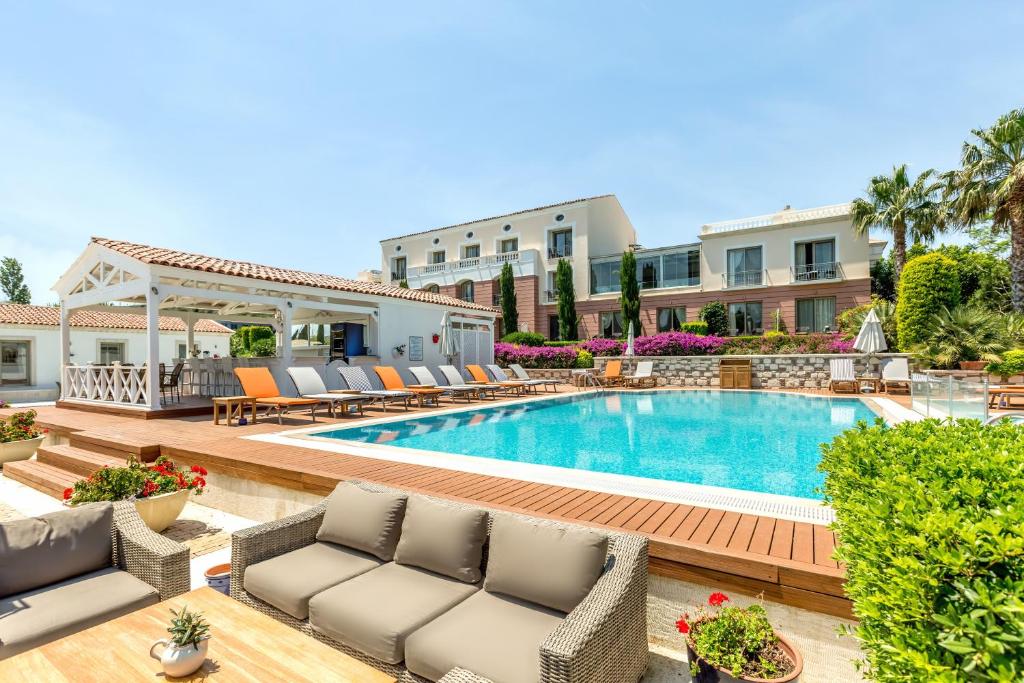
top-left (854, 308), bottom-right (887, 377)
top-left (439, 311), bottom-right (459, 363)
top-left (625, 321), bottom-right (635, 356)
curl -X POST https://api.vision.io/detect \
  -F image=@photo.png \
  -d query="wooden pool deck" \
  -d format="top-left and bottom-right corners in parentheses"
top-left (2, 388), bottom-right (872, 618)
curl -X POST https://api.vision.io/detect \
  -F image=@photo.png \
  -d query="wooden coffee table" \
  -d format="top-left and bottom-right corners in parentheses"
top-left (0, 587), bottom-right (395, 682)
top-left (212, 395), bottom-right (257, 426)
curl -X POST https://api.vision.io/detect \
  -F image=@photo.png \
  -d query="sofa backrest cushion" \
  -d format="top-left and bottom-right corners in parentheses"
top-left (394, 496), bottom-right (488, 583)
top-left (483, 514), bottom-right (609, 613)
top-left (0, 502), bottom-right (113, 598)
top-left (316, 482), bottom-right (407, 561)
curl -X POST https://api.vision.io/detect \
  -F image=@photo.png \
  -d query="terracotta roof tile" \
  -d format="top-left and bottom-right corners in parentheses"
top-left (0, 304), bottom-right (232, 333)
top-left (90, 237), bottom-right (496, 313)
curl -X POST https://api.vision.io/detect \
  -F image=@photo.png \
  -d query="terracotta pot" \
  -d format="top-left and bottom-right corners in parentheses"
top-left (0, 435), bottom-right (45, 467)
top-left (687, 632), bottom-right (802, 683)
top-left (134, 489), bottom-right (190, 532)
top-left (959, 360), bottom-right (987, 371)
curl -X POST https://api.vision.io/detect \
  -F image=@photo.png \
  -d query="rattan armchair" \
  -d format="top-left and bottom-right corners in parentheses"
top-left (111, 501), bottom-right (191, 600)
top-left (231, 481), bottom-right (649, 683)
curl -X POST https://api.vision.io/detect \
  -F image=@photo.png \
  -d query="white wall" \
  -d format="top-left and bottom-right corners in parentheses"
top-left (0, 324), bottom-right (229, 389)
top-left (375, 300), bottom-right (494, 372)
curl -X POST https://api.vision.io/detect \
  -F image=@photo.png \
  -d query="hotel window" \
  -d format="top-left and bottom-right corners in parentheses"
top-left (796, 297), bottom-right (836, 333)
top-left (499, 238), bottom-right (518, 253)
top-left (99, 341), bottom-right (126, 364)
top-left (661, 249), bottom-right (701, 287)
top-left (590, 259), bottom-right (622, 294)
top-left (462, 244), bottom-right (480, 259)
top-left (657, 307), bottom-right (686, 332)
top-left (457, 281), bottom-right (475, 302)
top-left (390, 256), bottom-right (406, 281)
top-left (637, 256), bottom-right (659, 289)
top-left (545, 271), bottom-right (558, 303)
top-left (429, 250), bottom-right (446, 264)
top-left (423, 284), bottom-right (440, 294)
top-left (548, 315), bottom-right (560, 341)
top-left (0, 341), bottom-right (30, 385)
top-left (548, 228), bottom-right (573, 259)
top-left (727, 302), bottom-right (763, 336)
top-left (726, 246), bottom-right (763, 287)
top-left (599, 311), bottom-right (624, 338)
top-left (794, 239), bottom-right (837, 281)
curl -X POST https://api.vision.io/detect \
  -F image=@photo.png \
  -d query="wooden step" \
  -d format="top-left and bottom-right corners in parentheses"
top-left (3, 460), bottom-right (81, 499)
top-left (36, 444), bottom-right (128, 477)
top-left (68, 432), bottom-right (160, 462)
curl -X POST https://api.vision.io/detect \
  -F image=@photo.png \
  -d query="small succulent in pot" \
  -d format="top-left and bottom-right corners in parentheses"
top-left (168, 605), bottom-right (210, 650)
top-left (150, 605), bottom-right (212, 677)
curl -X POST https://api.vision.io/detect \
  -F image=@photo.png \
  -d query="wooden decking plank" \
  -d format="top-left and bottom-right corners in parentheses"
top-left (813, 525), bottom-right (839, 568)
top-left (476, 480), bottom-right (536, 503)
top-left (769, 520), bottom-right (795, 559)
top-left (747, 516), bottom-right (777, 556)
top-left (491, 483), bottom-right (546, 506)
top-left (561, 492), bottom-right (614, 520)
top-left (651, 504), bottom-right (693, 538)
top-left (547, 490), bottom-right (602, 518)
top-left (689, 508), bottom-right (726, 545)
top-left (670, 507), bottom-right (710, 541)
top-left (621, 500), bottom-right (666, 531)
top-left (726, 514), bottom-right (759, 553)
top-left (637, 502), bottom-right (678, 535)
top-left (537, 489), bottom-right (592, 515)
top-left (607, 498), bottom-right (655, 528)
top-left (792, 523), bottom-right (815, 565)
top-left (708, 511), bottom-right (742, 549)
top-left (589, 496), bottom-right (637, 525)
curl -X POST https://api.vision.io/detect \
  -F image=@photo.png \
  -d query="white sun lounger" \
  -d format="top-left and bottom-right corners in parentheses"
top-left (438, 365), bottom-right (499, 399)
top-left (623, 361), bottom-right (657, 388)
top-left (408, 366), bottom-right (479, 402)
top-left (880, 357), bottom-right (911, 393)
top-left (508, 364), bottom-right (559, 392)
top-left (286, 366), bottom-right (370, 417)
top-left (336, 365), bottom-right (413, 411)
top-left (828, 358), bottom-right (858, 394)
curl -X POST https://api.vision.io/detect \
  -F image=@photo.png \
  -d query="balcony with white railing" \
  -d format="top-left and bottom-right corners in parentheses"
top-left (723, 269), bottom-right (768, 289)
top-left (543, 289), bottom-right (558, 303)
top-left (791, 261), bottom-right (844, 283)
top-left (404, 249), bottom-right (540, 287)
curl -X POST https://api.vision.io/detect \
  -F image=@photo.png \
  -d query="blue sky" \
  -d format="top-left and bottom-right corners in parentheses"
top-left (1, 1), bottom-right (1022, 303)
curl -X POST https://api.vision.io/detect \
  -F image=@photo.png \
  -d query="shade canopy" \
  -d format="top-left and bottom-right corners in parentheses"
top-left (853, 308), bottom-right (887, 354)
top-left (625, 321), bottom-right (635, 356)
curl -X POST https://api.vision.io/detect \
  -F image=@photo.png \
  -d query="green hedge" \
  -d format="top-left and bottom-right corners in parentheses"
top-left (895, 253), bottom-right (960, 351)
top-left (543, 340), bottom-right (581, 347)
top-left (819, 419), bottom-right (1024, 681)
top-left (699, 301), bottom-right (728, 336)
top-left (680, 321), bottom-right (708, 335)
top-left (500, 331), bottom-right (545, 346)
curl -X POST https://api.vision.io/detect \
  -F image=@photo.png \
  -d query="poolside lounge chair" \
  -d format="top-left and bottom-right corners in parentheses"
top-left (623, 361), bottom-right (657, 388)
top-left (508, 363), bottom-right (560, 392)
top-left (880, 357), bottom-right (911, 393)
top-left (438, 365), bottom-right (499, 399)
top-left (336, 365), bottom-right (413, 412)
top-left (466, 364), bottom-right (524, 395)
top-left (828, 358), bottom-right (858, 394)
top-left (373, 366), bottom-right (446, 408)
top-left (408, 366), bottom-right (479, 403)
top-left (234, 367), bottom-right (320, 424)
top-left (486, 364), bottom-right (537, 394)
top-left (597, 359), bottom-right (623, 387)
top-left (286, 367), bottom-right (370, 418)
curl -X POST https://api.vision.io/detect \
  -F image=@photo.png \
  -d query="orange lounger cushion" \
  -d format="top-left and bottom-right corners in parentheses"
top-left (373, 366), bottom-right (411, 391)
top-left (465, 365), bottom-right (491, 383)
top-left (603, 360), bottom-right (622, 378)
top-left (234, 367), bottom-right (282, 398)
top-left (254, 396), bottom-right (319, 406)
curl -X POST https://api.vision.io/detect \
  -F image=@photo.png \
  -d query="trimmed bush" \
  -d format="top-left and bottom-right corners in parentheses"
top-left (494, 342), bottom-right (578, 369)
top-left (633, 332), bottom-right (728, 356)
top-left (680, 321), bottom-right (708, 335)
top-left (762, 330), bottom-right (786, 340)
top-left (230, 325), bottom-right (275, 357)
top-left (576, 349), bottom-right (594, 368)
top-left (544, 340), bottom-right (581, 347)
top-left (820, 420), bottom-right (1024, 682)
top-left (987, 349), bottom-right (1024, 378)
top-left (500, 331), bottom-right (545, 346)
top-left (699, 302), bottom-right (728, 336)
top-left (895, 253), bottom-right (961, 350)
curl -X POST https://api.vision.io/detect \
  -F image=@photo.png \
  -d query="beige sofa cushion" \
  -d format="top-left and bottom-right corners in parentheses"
top-left (0, 502), bottom-right (113, 598)
top-left (405, 590), bottom-right (565, 683)
top-left (244, 541), bottom-right (381, 619)
top-left (309, 562), bottom-right (478, 664)
top-left (0, 567), bottom-right (159, 660)
top-left (484, 515), bottom-right (608, 613)
top-left (394, 497), bottom-right (487, 583)
top-left (316, 482), bottom-right (407, 561)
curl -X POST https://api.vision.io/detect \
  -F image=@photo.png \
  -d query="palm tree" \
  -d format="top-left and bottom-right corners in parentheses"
top-left (912, 304), bottom-right (1007, 369)
top-left (943, 108), bottom-right (1024, 311)
top-left (850, 164), bottom-right (945, 289)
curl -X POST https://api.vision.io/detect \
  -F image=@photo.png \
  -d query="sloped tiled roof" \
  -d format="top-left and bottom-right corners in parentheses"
top-left (91, 237), bottom-right (496, 313)
top-left (379, 194), bottom-right (615, 242)
top-left (0, 303), bottom-right (233, 333)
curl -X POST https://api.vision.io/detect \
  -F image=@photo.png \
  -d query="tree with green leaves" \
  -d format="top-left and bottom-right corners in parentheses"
top-left (499, 262), bottom-right (518, 332)
top-left (619, 250), bottom-right (641, 336)
top-left (943, 108), bottom-right (1024, 311)
top-left (850, 164), bottom-right (946, 290)
top-left (0, 257), bottom-right (30, 304)
top-left (555, 259), bottom-right (577, 340)
top-left (398, 279), bottom-right (409, 289)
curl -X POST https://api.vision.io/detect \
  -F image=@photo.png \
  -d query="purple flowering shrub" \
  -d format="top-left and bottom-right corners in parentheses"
top-left (578, 338), bottom-right (625, 356)
top-left (724, 333), bottom-right (855, 355)
top-left (632, 332), bottom-right (729, 356)
top-left (494, 342), bottom-right (579, 369)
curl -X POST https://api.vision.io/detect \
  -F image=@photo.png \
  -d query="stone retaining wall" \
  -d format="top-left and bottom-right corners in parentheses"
top-left (522, 353), bottom-right (913, 389)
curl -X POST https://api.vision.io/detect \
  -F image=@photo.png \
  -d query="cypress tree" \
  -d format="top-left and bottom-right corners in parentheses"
top-left (499, 262), bottom-right (519, 332)
top-left (555, 259), bottom-right (577, 340)
top-left (620, 250), bottom-right (641, 335)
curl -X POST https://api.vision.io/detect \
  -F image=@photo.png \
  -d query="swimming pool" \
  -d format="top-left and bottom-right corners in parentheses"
top-left (310, 391), bottom-right (876, 501)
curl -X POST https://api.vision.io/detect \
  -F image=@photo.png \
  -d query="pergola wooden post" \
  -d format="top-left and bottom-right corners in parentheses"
top-left (145, 284), bottom-right (162, 410)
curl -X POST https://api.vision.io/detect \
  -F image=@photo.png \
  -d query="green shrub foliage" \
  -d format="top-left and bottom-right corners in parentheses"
top-left (987, 349), bottom-right (1024, 378)
top-left (895, 253), bottom-right (961, 350)
top-left (575, 349), bottom-right (594, 368)
top-left (500, 331), bottom-right (545, 346)
top-left (820, 420), bottom-right (1024, 682)
top-left (499, 262), bottom-right (518, 332)
top-left (555, 258), bottom-right (578, 341)
top-left (680, 321), bottom-right (708, 335)
top-left (229, 325), bottom-right (275, 357)
top-left (699, 302), bottom-right (728, 337)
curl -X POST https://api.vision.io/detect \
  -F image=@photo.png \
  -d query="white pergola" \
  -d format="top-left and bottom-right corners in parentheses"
top-left (52, 240), bottom-right (492, 411)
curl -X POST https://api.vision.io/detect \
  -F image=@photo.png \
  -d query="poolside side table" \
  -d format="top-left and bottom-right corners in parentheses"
top-left (857, 376), bottom-right (881, 393)
top-left (213, 395), bottom-right (257, 426)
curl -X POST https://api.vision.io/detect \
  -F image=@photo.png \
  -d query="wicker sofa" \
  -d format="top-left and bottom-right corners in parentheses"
top-left (0, 501), bottom-right (190, 660)
top-left (230, 480), bottom-right (649, 683)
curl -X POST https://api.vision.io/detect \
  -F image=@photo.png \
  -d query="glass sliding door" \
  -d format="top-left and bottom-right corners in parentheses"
top-left (727, 302), bottom-right (763, 336)
top-left (726, 247), bottom-right (763, 287)
top-left (796, 297), bottom-right (836, 332)
top-left (0, 341), bottom-right (30, 385)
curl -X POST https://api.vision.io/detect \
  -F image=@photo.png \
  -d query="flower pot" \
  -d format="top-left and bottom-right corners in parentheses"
top-left (204, 563), bottom-right (231, 595)
top-left (959, 360), bottom-right (987, 371)
top-left (0, 435), bottom-right (45, 468)
top-left (150, 637), bottom-right (209, 678)
top-left (687, 632), bottom-right (802, 683)
top-left (134, 489), bottom-right (190, 532)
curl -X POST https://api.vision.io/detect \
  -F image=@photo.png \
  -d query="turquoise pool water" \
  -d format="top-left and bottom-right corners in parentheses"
top-left (315, 391), bottom-right (877, 499)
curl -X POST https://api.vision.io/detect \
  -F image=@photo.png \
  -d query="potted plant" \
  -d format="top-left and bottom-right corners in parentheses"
top-left (63, 456), bottom-right (207, 532)
top-left (677, 592), bottom-right (802, 682)
top-left (149, 605), bottom-right (211, 677)
top-left (0, 408), bottom-right (47, 467)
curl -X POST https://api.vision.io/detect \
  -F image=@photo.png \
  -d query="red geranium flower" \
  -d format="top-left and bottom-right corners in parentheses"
top-left (62, 487), bottom-right (73, 500)
top-left (194, 476), bottom-right (206, 489)
top-left (141, 480), bottom-right (158, 497)
top-left (191, 465), bottom-right (208, 476)
top-left (708, 592), bottom-right (729, 607)
top-left (675, 617), bottom-right (690, 634)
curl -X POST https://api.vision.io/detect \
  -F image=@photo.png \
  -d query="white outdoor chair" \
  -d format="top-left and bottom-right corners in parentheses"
top-left (508, 364), bottom-right (559, 392)
top-left (286, 367), bottom-right (370, 418)
top-left (623, 361), bottom-right (657, 388)
top-left (828, 358), bottom-right (858, 394)
top-left (336, 365), bottom-right (413, 412)
top-left (408, 366), bottom-right (479, 402)
top-left (438, 365), bottom-right (499, 400)
top-left (880, 357), bottom-right (911, 393)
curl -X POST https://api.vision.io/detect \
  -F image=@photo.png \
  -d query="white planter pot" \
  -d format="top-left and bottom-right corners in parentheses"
top-left (0, 435), bottom-right (45, 467)
top-left (150, 637), bottom-right (209, 678)
top-left (134, 489), bottom-right (190, 532)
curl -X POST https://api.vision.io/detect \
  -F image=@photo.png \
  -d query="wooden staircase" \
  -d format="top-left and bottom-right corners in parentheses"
top-left (5, 433), bottom-right (159, 499)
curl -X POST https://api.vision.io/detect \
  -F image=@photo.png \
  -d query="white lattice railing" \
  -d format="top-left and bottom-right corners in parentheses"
top-left (63, 365), bottom-right (150, 406)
